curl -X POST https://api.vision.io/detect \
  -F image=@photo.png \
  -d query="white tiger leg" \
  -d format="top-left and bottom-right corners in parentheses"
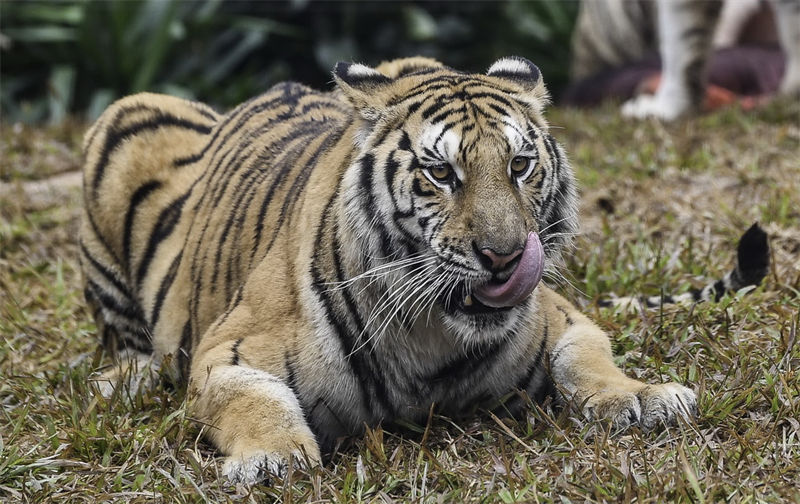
top-left (622, 0), bottom-right (723, 120)
top-left (772, 0), bottom-right (800, 95)
top-left (189, 338), bottom-right (321, 484)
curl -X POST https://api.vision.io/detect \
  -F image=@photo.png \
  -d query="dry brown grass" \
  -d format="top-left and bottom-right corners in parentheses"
top-left (1, 99), bottom-right (799, 503)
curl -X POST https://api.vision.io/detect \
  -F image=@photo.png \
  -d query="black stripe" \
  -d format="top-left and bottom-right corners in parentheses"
top-left (426, 337), bottom-right (507, 385)
top-left (178, 321), bottom-right (192, 378)
top-left (212, 124), bottom-right (322, 292)
top-left (284, 352), bottom-right (305, 415)
top-left (122, 181), bottom-right (162, 275)
top-left (487, 69), bottom-right (538, 82)
top-left (190, 103), bottom-right (219, 121)
top-left (248, 115), bottom-right (349, 272)
top-left (135, 191), bottom-right (189, 286)
top-left (84, 205), bottom-right (122, 265)
top-left (486, 102), bottom-right (514, 118)
top-left (119, 333), bottom-right (153, 354)
top-left (412, 177), bottom-right (435, 197)
top-left (310, 198), bottom-right (374, 413)
top-left (84, 103), bottom-right (149, 158)
top-left (330, 220), bottom-right (395, 415)
top-left (555, 305), bottom-right (574, 325)
top-left (406, 101), bottom-right (423, 115)
top-left (174, 84), bottom-right (303, 169)
top-left (258, 120), bottom-right (350, 266)
top-left (518, 330), bottom-right (548, 389)
top-left (99, 324), bottom-right (116, 353)
top-left (149, 251), bottom-right (182, 329)
top-left (310, 194), bottom-right (395, 416)
top-left (356, 150), bottom-right (398, 261)
top-left (80, 241), bottom-right (133, 299)
top-left (388, 79), bottom-right (455, 106)
top-left (466, 91), bottom-right (516, 109)
top-left (712, 279), bottom-right (726, 301)
top-left (86, 279), bottom-right (145, 324)
top-left (420, 101), bottom-right (446, 120)
top-left (231, 338), bottom-right (243, 366)
top-left (92, 114), bottom-right (212, 193)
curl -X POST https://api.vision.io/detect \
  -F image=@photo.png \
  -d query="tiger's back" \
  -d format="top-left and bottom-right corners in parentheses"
top-left (81, 83), bottom-right (350, 374)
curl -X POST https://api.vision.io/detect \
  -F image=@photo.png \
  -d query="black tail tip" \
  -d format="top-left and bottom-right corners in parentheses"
top-left (736, 222), bottom-right (769, 285)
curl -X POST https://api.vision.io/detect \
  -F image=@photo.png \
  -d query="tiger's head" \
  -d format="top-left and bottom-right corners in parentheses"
top-left (335, 56), bottom-right (578, 343)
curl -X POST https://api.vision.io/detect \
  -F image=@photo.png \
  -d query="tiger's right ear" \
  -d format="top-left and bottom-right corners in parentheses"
top-left (333, 62), bottom-right (395, 121)
top-left (486, 56), bottom-right (549, 114)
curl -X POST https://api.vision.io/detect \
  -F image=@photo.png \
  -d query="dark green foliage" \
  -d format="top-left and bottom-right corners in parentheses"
top-left (1, 0), bottom-right (579, 124)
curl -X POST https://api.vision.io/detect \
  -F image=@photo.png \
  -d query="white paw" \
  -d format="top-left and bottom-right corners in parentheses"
top-left (91, 377), bottom-right (118, 399)
top-left (637, 383), bottom-right (697, 430)
top-left (621, 93), bottom-right (689, 121)
top-left (222, 451), bottom-right (306, 485)
top-left (583, 382), bottom-right (697, 431)
top-left (90, 359), bottom-right (160, 399)
top-left (779, 69), bottom-right (800, 97)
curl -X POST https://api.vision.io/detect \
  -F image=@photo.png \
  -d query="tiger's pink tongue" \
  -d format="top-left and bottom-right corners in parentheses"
top-left (473, 232), bottom-right (544, 308)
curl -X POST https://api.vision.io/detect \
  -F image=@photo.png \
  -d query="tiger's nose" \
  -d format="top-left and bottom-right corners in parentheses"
top-left (477, 247), bottom-right (523, 273)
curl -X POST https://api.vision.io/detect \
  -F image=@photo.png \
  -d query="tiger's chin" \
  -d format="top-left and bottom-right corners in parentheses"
top-left (438, 282), bottom-right (529, 344)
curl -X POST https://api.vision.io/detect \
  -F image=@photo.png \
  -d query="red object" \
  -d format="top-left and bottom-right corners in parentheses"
top-left (641, 74), bottom-right (771, 112)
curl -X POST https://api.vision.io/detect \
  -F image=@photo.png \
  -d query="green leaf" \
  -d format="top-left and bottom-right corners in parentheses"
top-left (4, 26), bottom-right (77, 43)
top-left (48, 65), bottom-right (76, 124)
top-left (404, 6), bottom-right (437, 41)
top-left (202, 30), bottom-right (265, 86)
top-left (10, 3), bottom-right (84, 25)
top-left (131, 0), bottom-right (178, 92)
top-left (87, 89), bottom-right (115, 122)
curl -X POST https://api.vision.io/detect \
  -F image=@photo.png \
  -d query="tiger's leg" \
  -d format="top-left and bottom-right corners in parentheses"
top-left (622, 0), bottom-right (723, 120)
top-left (80, 217), bottom-right (159, 398)
top-left (188, 307), bottom-right (320, 484)
top-left (773, 0), bottom-right (800, 96)
top-left (543, 290), bottom-right (697, 430)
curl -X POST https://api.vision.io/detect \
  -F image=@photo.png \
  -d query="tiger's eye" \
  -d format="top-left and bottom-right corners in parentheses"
top-left (429, 164), bottom-right (452, 181)
top-left (510, 156), bottom-right (530, 175)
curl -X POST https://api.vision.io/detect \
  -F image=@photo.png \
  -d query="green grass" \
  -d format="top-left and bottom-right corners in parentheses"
top-left (2, 99), bottom-right (800, 502)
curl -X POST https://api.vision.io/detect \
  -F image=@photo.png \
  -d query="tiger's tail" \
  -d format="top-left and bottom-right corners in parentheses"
top-left (600, 223), bottom-right (769, 310)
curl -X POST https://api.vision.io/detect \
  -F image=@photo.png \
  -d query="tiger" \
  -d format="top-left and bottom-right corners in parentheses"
top-left (600, 222), bottom-right (769, 311)
top-left (80, 56), bottom-right (700, 484)
top-left (571, 0), bottom-right (800, 120)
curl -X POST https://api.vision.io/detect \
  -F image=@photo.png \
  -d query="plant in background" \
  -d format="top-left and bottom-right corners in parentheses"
top-left (1, 0), bottom-right (578, 124)
top-left (1, 0), bottom-right (301, 123)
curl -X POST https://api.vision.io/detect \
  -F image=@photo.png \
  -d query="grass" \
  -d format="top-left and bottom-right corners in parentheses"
top-left (1, 98), bottom-right (799, 503)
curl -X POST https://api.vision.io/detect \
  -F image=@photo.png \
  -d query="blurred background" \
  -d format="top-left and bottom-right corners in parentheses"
top-left (0, 0), bottom-right (579, 124)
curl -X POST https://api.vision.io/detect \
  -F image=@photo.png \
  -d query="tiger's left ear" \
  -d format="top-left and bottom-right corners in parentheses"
top-left (486, 56), bottom-right (549, 111)
top-left (333, 62), bottom-right (395, 121)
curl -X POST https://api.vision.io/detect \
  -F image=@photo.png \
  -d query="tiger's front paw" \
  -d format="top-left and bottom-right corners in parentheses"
top-left (621, 93), bottom-right (691, 121)
top-left (222, 439), bottom-right (321, 485)
top-left (583, 382), bottom-right (697, 431)
top-left (222, 449), bottom-right (317, 485)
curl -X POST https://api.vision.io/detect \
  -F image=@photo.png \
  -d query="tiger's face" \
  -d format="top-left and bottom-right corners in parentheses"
top-left (336, 57), bottom-right (577, 342)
